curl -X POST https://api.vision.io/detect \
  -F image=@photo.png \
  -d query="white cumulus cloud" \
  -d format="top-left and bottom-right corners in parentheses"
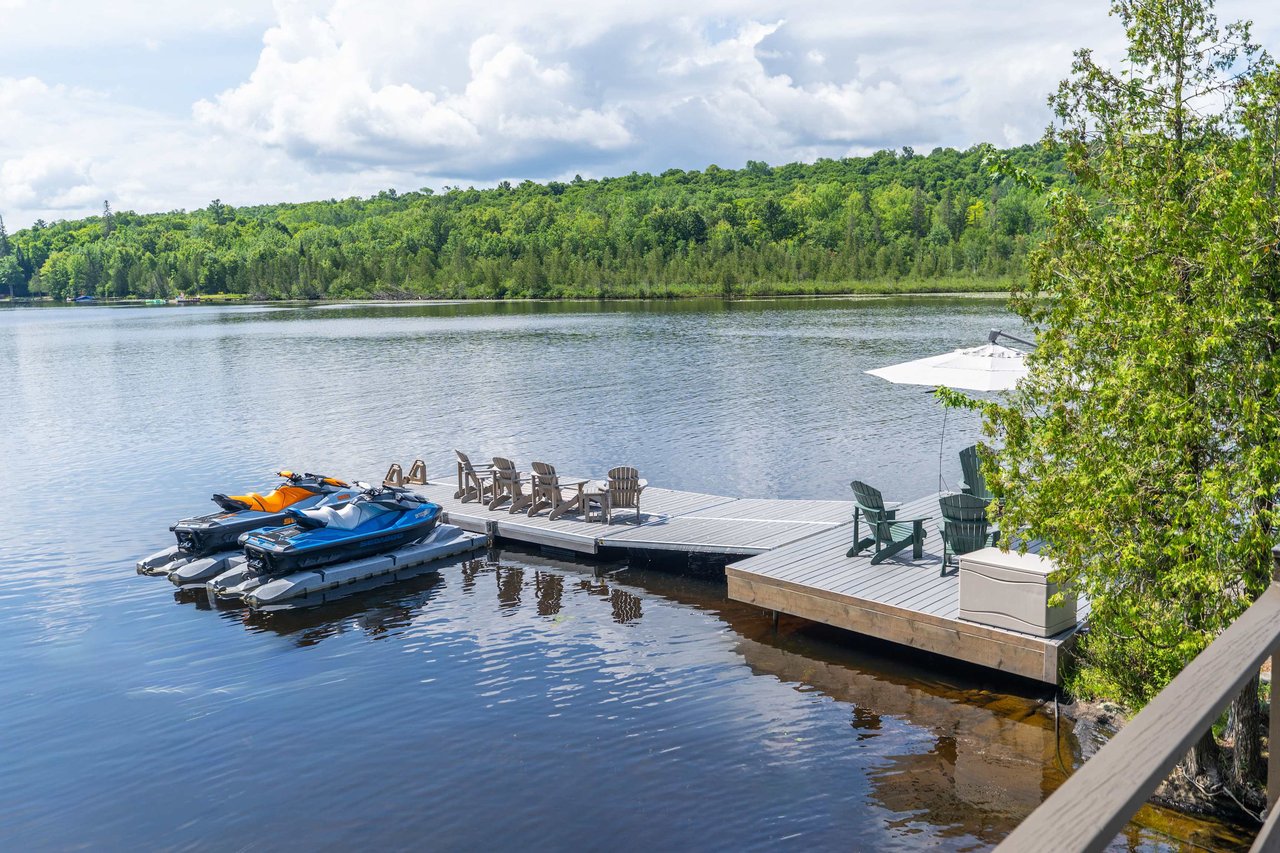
top-left (0, 0), bottom-right (1278, 227)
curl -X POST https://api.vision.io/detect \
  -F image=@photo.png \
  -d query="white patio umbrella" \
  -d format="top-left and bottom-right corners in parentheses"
top-left (865, 331), bottom-right (1033, 492)
top-left (865, 341), bottom-right (1029, 392)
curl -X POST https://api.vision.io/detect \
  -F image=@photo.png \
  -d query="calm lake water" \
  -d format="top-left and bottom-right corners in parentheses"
top-left (0, 298), bottom-right (1249, 850)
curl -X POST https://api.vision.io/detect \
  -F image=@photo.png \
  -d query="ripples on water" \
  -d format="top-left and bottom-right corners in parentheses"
top-left (0, 299), bottom-right (1249, 850)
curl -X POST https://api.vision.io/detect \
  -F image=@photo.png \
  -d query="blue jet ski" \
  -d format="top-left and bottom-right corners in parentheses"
top-left (170, 471), bottom-right (354, 559)
top-left (240, 486), bottom-right (441, 578)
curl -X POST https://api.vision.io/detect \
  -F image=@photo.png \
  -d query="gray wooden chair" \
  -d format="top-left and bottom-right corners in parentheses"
top-left (938, 492), bottom-right (999, 577)
top-left (847, 480), bottom-right (929, 564)
top-left (958, 444), bottom-right (995, 502)
top-left (455, 450), bottom-right (494, 503)
top-left (527, 461), bottom-right (590, 519)
top-left (603, 466), bottom-right (647, 523)
top-left (488, 456), bottom-right (531, 512)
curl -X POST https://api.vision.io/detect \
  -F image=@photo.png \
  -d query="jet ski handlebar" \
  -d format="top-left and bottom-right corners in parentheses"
top-left (274, 470), bottom-right (350, 488)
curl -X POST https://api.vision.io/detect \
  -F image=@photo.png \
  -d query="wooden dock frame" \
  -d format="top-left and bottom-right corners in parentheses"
top-left (395, 463), bottom-right (1084, 685)
top-left (725, 493), bottom-right (1086, 685)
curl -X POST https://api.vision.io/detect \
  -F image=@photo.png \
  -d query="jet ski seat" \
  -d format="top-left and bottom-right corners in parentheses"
top-left (220, 485), bottom-right (317, 513)
top-left (299, 501), bottom-right (394, 530)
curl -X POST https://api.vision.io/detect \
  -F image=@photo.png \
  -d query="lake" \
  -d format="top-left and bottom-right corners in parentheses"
top-left (0, 298), bottom-right (1249, 850)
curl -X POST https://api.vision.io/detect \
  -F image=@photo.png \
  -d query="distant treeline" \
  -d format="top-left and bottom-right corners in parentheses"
top-left (0, 144), bottom-right (1068, 300)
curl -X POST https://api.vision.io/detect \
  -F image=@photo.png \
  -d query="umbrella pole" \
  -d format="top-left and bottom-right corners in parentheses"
top-left (938, 404), bottom-right (948, 494)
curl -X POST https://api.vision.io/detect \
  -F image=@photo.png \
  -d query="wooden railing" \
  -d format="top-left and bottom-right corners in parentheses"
top-left (997, 547), bottom-right (1280, 853)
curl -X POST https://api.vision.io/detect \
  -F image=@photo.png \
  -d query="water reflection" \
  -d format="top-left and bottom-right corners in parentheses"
top-left (161, 544), bottom-right (1246, 850)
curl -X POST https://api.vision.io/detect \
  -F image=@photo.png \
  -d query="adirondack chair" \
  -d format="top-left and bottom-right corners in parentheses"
top-left (454, 450), bottom-right (494, 503)
top-left (846, 480), bottom-right (929, 565)
top-left (937, 492), bottom-right (999, 576)
top-left (488, 457), bottom-right (531, 512)
top-left (385, 459), bottom-right (427, 487)
top-left (599, 466), bottom-right (646, 523)
top-left (958, 444), bottom-right (995, 502)
top-left (527, 461), bottom-right (590, 519)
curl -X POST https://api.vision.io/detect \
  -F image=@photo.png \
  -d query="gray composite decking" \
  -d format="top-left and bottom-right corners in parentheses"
top-left (410, 478), bottom-right (851, 555)
top-left (725, 493), bottom-right (1089, 684)
top-left (402, 466), bottom-right (1085, 684)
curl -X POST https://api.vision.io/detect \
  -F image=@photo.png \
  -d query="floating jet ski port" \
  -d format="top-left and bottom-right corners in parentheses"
top-left (136, 470), bottom-right (486, 608)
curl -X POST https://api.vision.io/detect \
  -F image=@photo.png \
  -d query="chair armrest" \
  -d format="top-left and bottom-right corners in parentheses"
top-left (559, 478), bottom-right (591, 487)
top-left (855, 503), bottom-right (899, 520)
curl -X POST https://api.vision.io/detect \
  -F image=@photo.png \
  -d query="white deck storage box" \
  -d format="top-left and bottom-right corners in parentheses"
top-left (958, 547), bottom-right (1077, 637)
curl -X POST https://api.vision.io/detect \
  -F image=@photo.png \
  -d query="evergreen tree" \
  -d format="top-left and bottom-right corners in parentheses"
top-left (977, 0), bottom-right (1278, 810)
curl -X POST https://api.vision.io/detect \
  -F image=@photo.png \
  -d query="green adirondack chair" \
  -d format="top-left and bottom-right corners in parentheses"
top-left (938, 492), bottom-right (999, 576)
top-left (958, 444), bottom-right (995, 502)
top-left (847, 480), bottom-right (929, 565)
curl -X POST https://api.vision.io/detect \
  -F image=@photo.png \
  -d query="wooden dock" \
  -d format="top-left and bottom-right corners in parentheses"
top-left (725, 493), bottom-right (1087, 685)
top-left (398, 466), bottom-right (1085, 684)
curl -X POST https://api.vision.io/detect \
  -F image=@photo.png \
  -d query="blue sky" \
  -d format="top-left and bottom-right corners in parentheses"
top-left (0, 0), bottom-right (1276, 228)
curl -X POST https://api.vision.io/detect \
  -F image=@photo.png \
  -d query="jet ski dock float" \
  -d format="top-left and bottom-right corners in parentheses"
top-left (211, 524), bottom-right (485, 607)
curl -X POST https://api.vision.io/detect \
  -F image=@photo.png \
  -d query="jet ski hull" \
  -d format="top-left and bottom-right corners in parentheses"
top-left (171, 508), bottom-right (302, 559)
top-left (167, 478), bottom-right (357, 560)
top-left (241, 501), bottom-right (441, 577)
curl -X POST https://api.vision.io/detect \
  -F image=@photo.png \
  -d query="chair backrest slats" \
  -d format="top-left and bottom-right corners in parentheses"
top-left (608, 466), bottom-right (641, 507)
top-left (959, 445), bottom-right (993, 501)
top-left (939, 492), bottom-right (992, 555)
top-left (531, 461), bottom-right (559, 491)
top-left (849, 480), bottom-right (891, 523)
top-left (492, 457), bottom-right (519, 484)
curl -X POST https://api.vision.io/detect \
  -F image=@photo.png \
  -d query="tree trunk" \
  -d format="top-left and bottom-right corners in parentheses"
top-left (1182, 729), bottom-right (1223, 789)
top-left (1230, 674), bottom-right (1265, 789)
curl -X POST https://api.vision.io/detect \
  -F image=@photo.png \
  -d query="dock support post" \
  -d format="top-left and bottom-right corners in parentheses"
top-left (772, 610), bottom-right (779, 633)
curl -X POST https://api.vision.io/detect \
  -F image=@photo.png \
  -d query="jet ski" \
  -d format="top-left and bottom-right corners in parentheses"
top-left (173, 471), bottom-right (354, 558)
top-left (240, 486), bottom-right (441, 578)
top-left (137, 471), bottom-right (354, 576)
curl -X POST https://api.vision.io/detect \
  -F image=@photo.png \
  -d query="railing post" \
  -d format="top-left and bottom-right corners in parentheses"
top-left (1271, 546), bottom-right (1280, 811)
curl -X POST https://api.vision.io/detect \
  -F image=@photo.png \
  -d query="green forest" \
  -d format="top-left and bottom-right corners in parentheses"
top-left (0, 143), bottom-right (1067, 300)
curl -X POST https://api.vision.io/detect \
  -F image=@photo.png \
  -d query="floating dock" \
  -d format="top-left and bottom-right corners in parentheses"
top-left (407, 472), bottom-right (1085, 684)
top-left (409, 480), bottom-right (851, 556)
top-left (207, 525), bottom-right (487, 608)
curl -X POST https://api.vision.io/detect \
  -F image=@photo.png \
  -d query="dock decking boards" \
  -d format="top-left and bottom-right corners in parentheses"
top-left (411, 479), bottom-right (849, 556)
top-left (404, 468), bottom-right (1083, 684)
top-left (725, 493), bottom-right (1087, 684)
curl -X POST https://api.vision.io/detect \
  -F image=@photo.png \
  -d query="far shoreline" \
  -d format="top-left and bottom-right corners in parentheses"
top-left (1, 282), bottom-right (1019, 308)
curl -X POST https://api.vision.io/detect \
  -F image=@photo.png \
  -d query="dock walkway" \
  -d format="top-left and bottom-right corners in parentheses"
top-left (399, 466), bottom-right (1084, 684)
top-left (410, 478), bottom-right (851, 556)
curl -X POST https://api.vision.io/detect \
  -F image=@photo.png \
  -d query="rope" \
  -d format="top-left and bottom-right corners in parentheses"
top-left (1173, 763), bottom-right (1264, 824)
top-left (1054, 691), bottom-right (1069, 777)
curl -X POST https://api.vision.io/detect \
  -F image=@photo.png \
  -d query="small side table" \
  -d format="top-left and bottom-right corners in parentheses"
top-left (582, 483), bottom-right (611, 523)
